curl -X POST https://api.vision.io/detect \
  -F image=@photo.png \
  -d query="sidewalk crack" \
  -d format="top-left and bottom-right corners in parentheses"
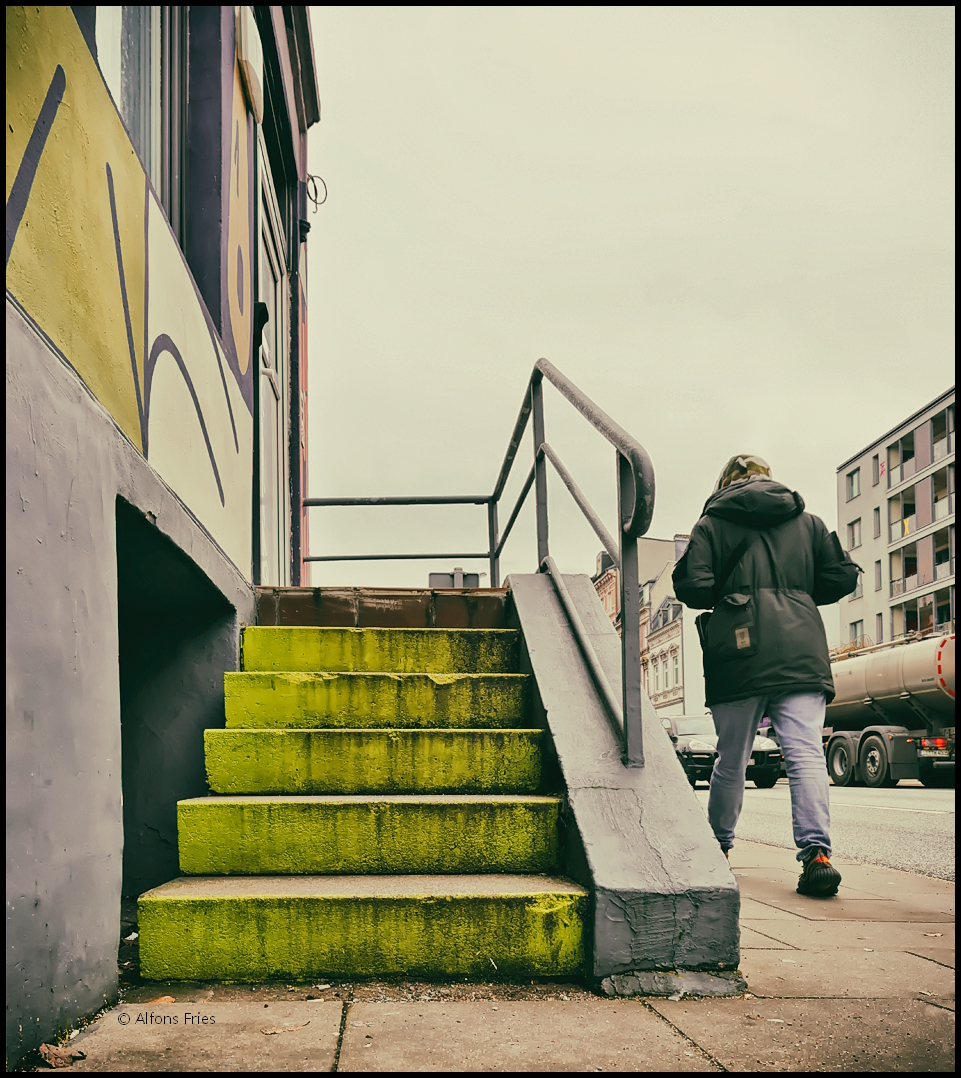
top-left (331, 988), bottom-right (354, 1072)
top-left (641, 1001), bottom-right (727, 1071)
top-left (904, 950), bottom-right (955, 971)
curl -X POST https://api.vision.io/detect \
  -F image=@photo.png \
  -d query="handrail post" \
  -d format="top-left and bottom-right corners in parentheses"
top-left (617, 451), bottom-right (644, 766)
top-left (487, 500), bottom-right (500, 588)
top-left (531, 377), bottom-right (549, 566)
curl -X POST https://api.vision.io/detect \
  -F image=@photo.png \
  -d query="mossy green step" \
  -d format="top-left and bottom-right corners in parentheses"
top-left (177, 795), bottom-right (561, 875)
top-left (138, 875), bottom-right (587, 981)
top-left (204, 728), bottom-right (543, 795)
top-left (242, 626), bottom-right (520, 673)
top-left (224, 672), bottom-right (528, 729)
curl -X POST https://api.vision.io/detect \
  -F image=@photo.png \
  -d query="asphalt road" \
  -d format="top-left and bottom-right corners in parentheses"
top-left (693, 779), bottom-right (956, 882)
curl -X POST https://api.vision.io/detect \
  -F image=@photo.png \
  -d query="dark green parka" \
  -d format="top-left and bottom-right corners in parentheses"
top-left (672, 477), bottom-right (860, 706)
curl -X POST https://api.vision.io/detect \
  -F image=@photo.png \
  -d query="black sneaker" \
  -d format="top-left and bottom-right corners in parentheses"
top-left (797, 850), bottom-right (841, 897)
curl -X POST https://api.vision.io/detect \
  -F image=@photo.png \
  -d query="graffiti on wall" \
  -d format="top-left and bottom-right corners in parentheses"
top-left (6, 6), bottom-right (253, 574)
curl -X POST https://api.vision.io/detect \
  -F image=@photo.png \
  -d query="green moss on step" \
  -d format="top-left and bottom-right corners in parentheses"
top-left (242, 627), bottom-right (520, 674)
top-left (138, 889), bottom-right (586, 981)
top-left (177, 796), bottom-right (561, 875)
top-left (223, 672), bottom-right (528, 729)
top-left (204, 728), bottom-right (543, 794)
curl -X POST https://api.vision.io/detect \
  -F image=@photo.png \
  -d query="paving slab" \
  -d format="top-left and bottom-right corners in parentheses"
top-left (740, 918), bottom-right (954, 961)
top-left (737, 946), bottom-right (955, 999)
top-left (739, 925), bottom-right (794, 950)
top-left (68, 1001), bottom-right (342, 1071)
top-left (649, 997), bottom-right (955, 1071)
top-left (337, 1000), bottom-right (714, 1071)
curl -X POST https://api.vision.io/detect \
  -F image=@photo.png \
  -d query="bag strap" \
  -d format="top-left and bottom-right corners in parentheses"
top-left (711, 532), bottom-right (761, 604)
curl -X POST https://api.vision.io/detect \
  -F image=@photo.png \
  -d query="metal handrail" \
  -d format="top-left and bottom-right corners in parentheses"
top-left (303, 357), bottom-right (656, 766)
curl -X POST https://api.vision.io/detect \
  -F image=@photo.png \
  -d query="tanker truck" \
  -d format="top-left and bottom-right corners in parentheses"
top-left (823, 632), bottom-right (955, 788)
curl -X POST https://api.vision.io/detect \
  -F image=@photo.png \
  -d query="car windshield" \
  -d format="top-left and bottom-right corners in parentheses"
top-left (675, 717), bottom-right (715, 736)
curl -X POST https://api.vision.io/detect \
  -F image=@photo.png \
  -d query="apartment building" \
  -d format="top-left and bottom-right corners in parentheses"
top-left (837, 388), bottom-right (955, 647)
top-left (592, 536), bottom-right (707, 716)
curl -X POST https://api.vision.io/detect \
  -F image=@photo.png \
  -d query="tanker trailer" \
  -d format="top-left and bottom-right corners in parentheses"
top-left (824, 633), bottom-right (954, 788)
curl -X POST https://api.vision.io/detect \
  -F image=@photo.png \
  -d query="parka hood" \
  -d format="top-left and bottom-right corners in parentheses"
top-left (701, 476), bottom-right (804, 529)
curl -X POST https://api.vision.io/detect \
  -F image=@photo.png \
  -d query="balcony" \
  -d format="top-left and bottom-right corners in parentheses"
top-left (890, 514), bottom-right (916, 543)
top-left (935, 560), bottom-right (953, 581)
top-left (888, 459), bottom-right (917, 489)
top-left (933, 437), bottom-right (948, 463)
top-left (890, 578), bottom-right (904, 598)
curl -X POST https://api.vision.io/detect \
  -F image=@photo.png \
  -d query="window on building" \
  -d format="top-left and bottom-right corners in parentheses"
top-left (850, 620), bottom-right (863, 643)
top-left (673, 653), bottom-right (680, 687)
top-left (653, 660), bottom-right (659, 692)
top-left (932, 407), bottom-right (951, 463)
top-left (846, 468), bottom-right (860, 501)
top-left (95, 6), bottom-right (187, 246)
top-left (874, 560), bottom-right (882, 591)
top-left (876, 612), bottom-right (883, 644)
top-left (851, 572), bottom-right (863, 600)
top-left (873, 506), bottom-right (881, 538)
top-left (872, 454), bottom-right (880, 486)
top-left (847, 518), bottom-right (861, 550)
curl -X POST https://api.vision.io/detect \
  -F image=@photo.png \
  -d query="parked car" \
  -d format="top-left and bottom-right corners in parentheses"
top-left (661, 714), bottom-right (783, 788)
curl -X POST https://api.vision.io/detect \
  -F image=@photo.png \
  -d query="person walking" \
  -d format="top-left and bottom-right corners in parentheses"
top-left (672, 454), bottom-right (860, 897)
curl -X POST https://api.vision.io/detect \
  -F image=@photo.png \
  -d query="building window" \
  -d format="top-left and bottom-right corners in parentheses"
top-left (851, 572), bottom-right (863, 600)
top-left (653, 660), bottom-right (659, 692)
top-left (873, 506), bottom-right (881, 538)
top-left (673, 653), bottom-right (680, 687)
top-left (96, 6), bottom-right (187, 246)
top-left (876, 612), bottom-right (883, 644)
top-left (850, 620), bottom-right (863, 643)
top-left (872, 454), bottom-right (880, 486)
top-left (847, 518), bottom-right (862, 550)
top-left (846, 468), bottom-right (861, 501)
top-left (874, 560), bottom-right (882, 591)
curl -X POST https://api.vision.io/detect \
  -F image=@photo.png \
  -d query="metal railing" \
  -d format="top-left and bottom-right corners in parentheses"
top-left (304, 358), bottom-right (655, 766)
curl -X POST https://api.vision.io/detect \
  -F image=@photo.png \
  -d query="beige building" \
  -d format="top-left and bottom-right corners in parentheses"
top-left (592, 536), bottom-right (707, 716)
top-left (836, 387), bottom-right (955, 647)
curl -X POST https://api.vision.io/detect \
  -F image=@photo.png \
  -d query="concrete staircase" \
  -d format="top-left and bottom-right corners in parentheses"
top-left (138, 598), bottom-right (587, 982)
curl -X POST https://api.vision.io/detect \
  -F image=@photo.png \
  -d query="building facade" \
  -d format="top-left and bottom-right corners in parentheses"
top-left (6, 7), bottom-right (318, 1062)
top-left (836, 388), bottom-right (955, 648)
top-left (592, 536), bottom-right (707, 717)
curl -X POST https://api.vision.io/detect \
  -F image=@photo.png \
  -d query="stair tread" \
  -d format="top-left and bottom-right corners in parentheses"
top-left (180, 793), bottom-right (562, 805)
top-left (142, 873), bottom-right (587, 899)
top-left (228, 671), bottom-right (529, 679)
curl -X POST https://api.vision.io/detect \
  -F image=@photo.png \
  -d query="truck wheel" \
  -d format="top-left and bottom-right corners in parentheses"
top-left (859, 734), bottom-right (895, 788)
top-left (828, 740), bottom-right (854, 787)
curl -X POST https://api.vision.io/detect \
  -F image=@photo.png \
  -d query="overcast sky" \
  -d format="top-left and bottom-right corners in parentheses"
top-left (303, 7), bottom-right (954, 641)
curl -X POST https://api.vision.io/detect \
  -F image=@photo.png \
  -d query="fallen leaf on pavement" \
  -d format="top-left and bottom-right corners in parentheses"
top-left (262, 1022), bottom-right (310, 1035)
top-left (39, 1043), bottom-right (86, 1068)
top-left (923, 933), bottom-right (943, 938)
top-left (146, 996), bottom-right (175, 1004)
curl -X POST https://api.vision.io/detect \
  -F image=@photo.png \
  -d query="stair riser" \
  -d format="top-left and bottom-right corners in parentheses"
top-left (204, 729), bottom-right (543, 795)
top-left (242, 627), bottom-right (520, 674)
top-left (178, 800), bottom-right (561, 875)
top-left (138, 893), bottom-right (586, 981)
top-left (224, 673), bottom-right (529, 729)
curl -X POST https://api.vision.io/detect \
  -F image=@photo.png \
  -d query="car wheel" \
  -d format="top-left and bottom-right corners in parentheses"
top-left (753, 770), bottom-right (779, 789)
top-left (828, 739), bottom-right (855, 787)
top-left (859, 734), bottom-right (895, 789)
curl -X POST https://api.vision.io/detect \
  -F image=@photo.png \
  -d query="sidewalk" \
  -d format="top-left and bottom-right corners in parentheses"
top-left (48, 841), bottom-right (953, 1071)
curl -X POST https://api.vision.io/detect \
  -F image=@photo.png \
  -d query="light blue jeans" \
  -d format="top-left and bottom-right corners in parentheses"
top-left (708, 692), bottom-right (831, 863)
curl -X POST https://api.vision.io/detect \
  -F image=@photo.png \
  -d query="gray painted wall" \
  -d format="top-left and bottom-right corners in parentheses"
top-left (5, 296), bottom-right (256, 1065)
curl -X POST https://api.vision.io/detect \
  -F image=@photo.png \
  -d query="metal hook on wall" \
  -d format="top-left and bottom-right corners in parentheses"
top-left (306, 174), bottom-right (327, 212)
